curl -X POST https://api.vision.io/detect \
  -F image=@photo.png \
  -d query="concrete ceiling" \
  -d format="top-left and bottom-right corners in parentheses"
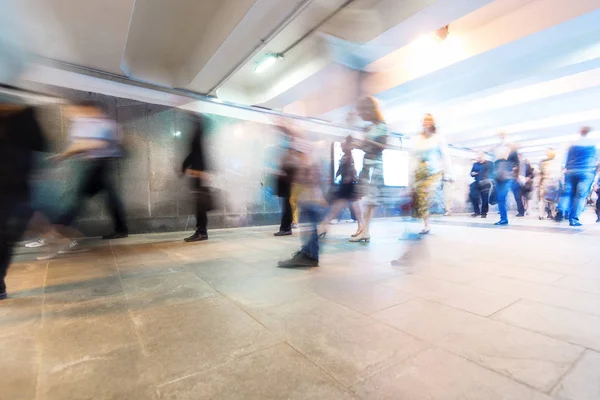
top-left (3, 0), bottom-right (600, 160)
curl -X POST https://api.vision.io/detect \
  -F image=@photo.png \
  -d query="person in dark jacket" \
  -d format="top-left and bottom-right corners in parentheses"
top-left (1, 103), bottom-right (47, 300)
top-left (469, 152), bottom-right (493, 218)
top-left (181, 113), bottom-right (212, 242)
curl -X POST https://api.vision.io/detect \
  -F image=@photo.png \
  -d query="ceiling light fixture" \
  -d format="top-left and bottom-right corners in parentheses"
top-left (254, 53), bottom-right (283, 74)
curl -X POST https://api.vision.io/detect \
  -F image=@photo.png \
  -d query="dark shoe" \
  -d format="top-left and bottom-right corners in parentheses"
top-left (471, 213), bottom-right (481, 217)
top-left (274, 230), bottom-right (292, 237)
top-left (419, 229), bottom-right (430, 235)
top-left (494, 220), bottom-right (508, 226)
top-left (569, 220), bottom-right (583, 227)
top-left (481, 214), bottom-right (487, 219)
top-left (596, 217), bottom-right (600, 223)
top-left (102, 231), bottom-right (129, 240)
top-left (554, 213), bottom-right (564, 222)
top-left (278, 251), bottom-right (318, 268)
top-left (184, 232), bottom-right (208, 242)
top-left (515, 213), bottom-right (525, 217)
top-left (0, 280), bottom-right (6, 300)
top-left (0, 291), bottom-right (6, 301)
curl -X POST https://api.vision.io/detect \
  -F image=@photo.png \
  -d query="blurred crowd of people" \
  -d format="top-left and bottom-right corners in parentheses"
top-left (468, 127), bottom-right (599, 227)
top-left (2, 87), bottom-right (598, 299)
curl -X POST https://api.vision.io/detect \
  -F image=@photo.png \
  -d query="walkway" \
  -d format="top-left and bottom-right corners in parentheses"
top-left (2, 215), bottom-right (600, 399)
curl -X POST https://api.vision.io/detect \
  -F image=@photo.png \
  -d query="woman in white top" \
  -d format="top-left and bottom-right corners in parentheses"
top-left (411, 114), bottom-right (452, 234)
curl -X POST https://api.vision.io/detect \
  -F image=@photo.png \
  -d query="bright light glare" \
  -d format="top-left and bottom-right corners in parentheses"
top-left (254, 54), bottom-right (279, 74)
top-left (174, 131), bottom-right (181, 137)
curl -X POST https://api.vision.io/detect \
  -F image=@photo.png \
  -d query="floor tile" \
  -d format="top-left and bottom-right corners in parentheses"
top-left (252, 296), bottom-right (429, 386)
top-left (552, 275), bottom-right (600, 295)
top-left (351, 347), bottom-right (552, 400)
top-left (469, 275), bottom-right (600, 317)
top-left (379, 274), bottom-right (519, 316)
top-left (37, 345), bottom-right (157, 400)
top-left (121, 271), bottom-right (218, 311)
top-left (0, 331), bottom-right (39, 400)
top-left (157, 344), bottom-right (354, 400)
top-left (493, 300), bottom-right (600, 351)
top-left (373, 298), bottom-right (583, 391)
top-left (40, 298), bottom-right (139, 365)
top-left (304, 276), bottom-right (414, 314)
top-left (553, 350), bottom-right (600, 400)
top-left (131, 297), bottom-right (280, 383)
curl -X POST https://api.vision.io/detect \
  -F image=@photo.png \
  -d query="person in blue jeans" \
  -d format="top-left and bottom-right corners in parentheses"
top-left (492, 135), bottom-right (523, 225)
top-left (555, 127), bottom-right (598, 226)
top-left (275, 120), bottom-right (326, 268)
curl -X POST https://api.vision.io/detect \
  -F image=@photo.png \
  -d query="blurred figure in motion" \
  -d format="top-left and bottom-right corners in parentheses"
top-left (350, 97), bottom-right (388, 243)
top-left (290, 183), bottom-right (300, 229)
top-left (277, 120), bottom-right (326, 268)
top-left (555, 127), bottom-right (597, 226)
top-left (411, 113), bottom-right (452, 234)
top-left (273, 146), bottom-right (297, 237)
top-left (518, 157), bottom-right (534, 214)
top-left (470, 152), bottom-right (493, 218)
top-left (181, 113), bottom-right (212, 242)
top-left (0, 98), bottom-right (47, 300)
top-left (47, 101), bottom-right (128, 255)
top-left (538, 148), bottom-right (561, 220)
top-left (492, 132), bottom-right (523, 226)
top-left (319, 135), bottom-right (362, 235)
top-left (442, 172), bottom-right (454, 216)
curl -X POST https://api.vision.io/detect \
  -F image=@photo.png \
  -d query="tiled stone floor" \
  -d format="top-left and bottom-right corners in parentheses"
top-left (2, 213), bottom-right (600, 400)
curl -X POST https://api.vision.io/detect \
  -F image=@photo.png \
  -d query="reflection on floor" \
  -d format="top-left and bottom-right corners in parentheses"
top-left (2, 213), bottom-right (600, 399)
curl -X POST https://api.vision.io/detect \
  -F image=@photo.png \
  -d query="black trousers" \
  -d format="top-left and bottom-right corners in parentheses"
top-left (191, 178), bottom-right (208, 236)
top-left (0, 195), bottom-right (31, 292)
top-left (471, 181), bottom-right (491, 216)
top-left (55, 159), bottom-right (127, 233)
top-left (279, 197), bottom-right (293, 232)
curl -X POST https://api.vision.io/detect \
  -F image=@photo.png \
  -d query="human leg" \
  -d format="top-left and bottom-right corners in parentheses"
top-left (101, 160), bottom-right (128, 237)
top-left (569, 172), bottom-right (595, 224)
top-left (511, 180), bottom-right (525, 216)
top-left (480, 182), bottom-right (491, 217)
top-left (495, 180), bottom-right (510, 224)
top-left (470, 182), bottom-right (481, 215)
top-left (278, 204), bottom-right (323, 267)
top-left (277, 197), bottom-right (293, 234)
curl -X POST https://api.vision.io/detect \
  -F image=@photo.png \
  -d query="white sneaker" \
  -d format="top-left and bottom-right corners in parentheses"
top-left (25, 238), bottom-right (46, 248)
top-left (329, 219), bottom-right (339, 225)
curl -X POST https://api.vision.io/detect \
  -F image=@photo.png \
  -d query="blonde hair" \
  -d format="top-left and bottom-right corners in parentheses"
top-left (358, 96), bottom-right (385, 124)
top-left (546, 148), bottom-right (556, 160)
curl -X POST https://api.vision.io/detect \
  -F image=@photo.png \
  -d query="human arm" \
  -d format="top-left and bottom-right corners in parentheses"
top-left (48, 139), bottom-right (107, 162)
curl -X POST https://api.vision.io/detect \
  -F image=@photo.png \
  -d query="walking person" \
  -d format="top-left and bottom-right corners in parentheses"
top-left (1, 102), bottom-right (47, 300)
top-left (319, 135), bottom-right (363, 235)
top-left (492, 132), bottom-right (524, 226)
top-left (349, 97), bottom-right (389, 243)
top-left (44, 101), bottom-right (128, 257)
top-left (411, 113), bottom-right (452, 234)
top-left (470, 152), bottom-right (493, 218)
top-left (182, 113), bottom-right (213, 242)
top-left (277, 120), bottom-right (327, 267)
top-left (538, 148), bottom-right (561, 220)
top-left (519, 157), bottom-right (535, 214)
top-left (555, 127), bottom-right (598, 226)
top-left (273, 146), bottom-right (297, 237)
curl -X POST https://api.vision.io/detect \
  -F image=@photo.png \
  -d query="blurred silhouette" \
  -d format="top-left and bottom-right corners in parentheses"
top-left (470, 151), bottom-right (493, 218)
top-left (555, 127), bottom-right (597, 226)
top-left (48, 100), bottom-right (128, 255)
top-left (350, 97), bottom-right (388, 243)
top-left (273, 146), bottom-right (298, 237)
top-left (0, 99), bottom-right (48, 300)
top-left (538, 148), bottom-right (561, 220)
top-left (411, 113), bottom-right (452, 234)
top-left (181, 113), bottom-right (213, 242)
top-left (492, 132), bottom-right (524, 226)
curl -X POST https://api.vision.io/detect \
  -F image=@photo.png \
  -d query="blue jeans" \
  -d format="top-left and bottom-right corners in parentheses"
top-left (495, 179), bottom-right (525, 221)
top-left (558, 171), bottom-right (595, 222)
top-left (300, 204), bottom-right (325, 262)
